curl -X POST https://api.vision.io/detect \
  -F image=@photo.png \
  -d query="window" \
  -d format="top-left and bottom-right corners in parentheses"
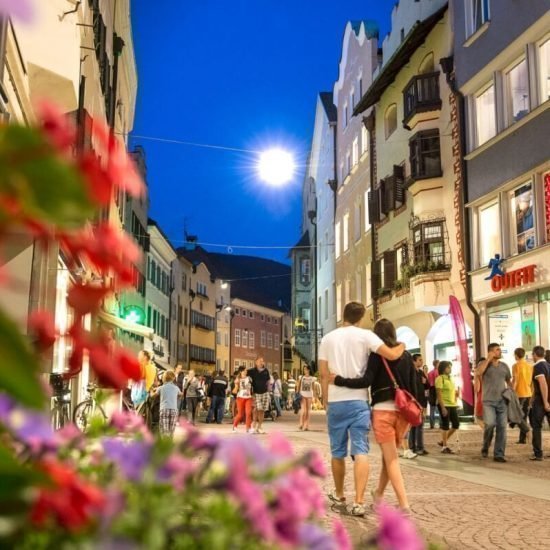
top-left (235, 307), bottom-right (240, 315)
top-left (267, 332), bottom-right (273, 349)
top-left (358, 76), bottom-right (363, 98)
top-left (361, 125), bottom-right (369, 155)
top-left (365, 264), bottom-right (372, 306)
top-left (355, 271), bottom-right (362, 303)
top-left (413, 222), bottom-right (445, 266)
top-left (318, 239), bottom-right (323, 268)
top-left (217, 331), bottom-right (221, 345)
top-left (346, 151), bottom-right (351, 175)
top-left (384, 104), bottom-right (397, 139)
top-left (350, 89), bottom-right (355, 109)
top-left (224, 332), bottom-right (229, 346)
top-left (260, 314), bottom-right (265, 321)
top-left (151, 260), bottom-right (156, 285)
top-left (318, 296), bottom-right (322, 325)
top-left (336, 283), bottom-right (342, 322)
top-left (509, 182), bottom-right (535, 254)
top-left (352, 137), bottom-right (359, 167)
top-left (260, 330), bottom-right (266, 347)
top-left (242, 329), bottom-right (248, 349)
top-left (344, 279), bottom-right (350, 305)
top-left (181, 273), bottom-right (187, 291)
top-left (504, 58), bottom-right (529, 125)
top-left (343, 213), bottom-right (350, 252)
top-left (196, 282), bottom-right (207, 297)
top-left (474, 83), bottom-right (496, 146)
top-left (409, 130), bottom-right (442, 180)
top-left (340, 163), bottom-right (344, 184)
top-left (403, 72), bottom-right (441, 123)
top-left (249, 310), bottom-right (254, 319)
top-left (249, 331), bottom-right (255, 349)
top-left (344, 103), bottom-right (348, 127)
top-left (300, 257), bottom-right (311, 285)
top-left (418, 53), bottom-right (434, 74)
top-left (235, 329), bottom-right (241, 347)
top-left (324, 231), bottom-right (329, 261)
top-left (274, 334), bottom-right (279, 349)
top-left (478, 200), bottom-right (500, 267)
top-left (364, 189), bottom-right (371, 232)
top-left (234, 359), bottom-right (240, 371)
top-left (335, 221), bottom-right (341, 259)
top-left (354, 203), bottom-right (361, 242)
top-left (324, 289), bottom-right (329, 320)
top-left (383, 250), bottom-right (397, 289)
top-left (467, 0), bottom-right (490, 37)
top-left (538, 37), bottom-right (550, 104)
top-left (242, 309), bottom-right (247, 317)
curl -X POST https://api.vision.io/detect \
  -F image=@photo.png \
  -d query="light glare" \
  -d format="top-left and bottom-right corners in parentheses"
top-left (257, 149), bottom-right (295, 186)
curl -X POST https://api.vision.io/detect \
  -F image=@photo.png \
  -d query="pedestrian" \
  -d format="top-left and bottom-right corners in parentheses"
top-left (474, 358), bottom-right (485, 428)
top-left (232, 367), bottom-right (254, 433)
top-left (330, 318), bottom-right (415, 514)
top-left (511, 347), bottom-right (533, 444)
top-left (206, 369), bottom-right (229, 424)
top-left (272, 372), bottom-right (283, 417)
top-left (281, 377), bottom-right (289, 410)
top-left (229, 374), bottom-right (238, 418)
top-left (435, 361), bottom-right (460, 454)
top-left (157, 370), bottom-right (181, 438)
top-left (319, 303), bottom-right (405, 517)
top-left (409, 353), bottom-right (429, 456)
top-left (297, 365), bottom-right (315, 430)
top-left (528, 346), bottom-right (550, 461)
top-left (248, 356), bottom-right (271, 434)
top-left (184, 370), bottom-right (200, 426)
top-left (139, 350), bottom-right (157, 392)
top-left (476, 343), bottom-right (512, 462)
top-left (174, 364), bottom-right (186, 416)
top-left (287, 375), bottom-right (296, 409)
top-left (427, 360), bottom-right (440, 429)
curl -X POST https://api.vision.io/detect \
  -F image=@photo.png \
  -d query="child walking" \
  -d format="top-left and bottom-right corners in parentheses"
top-left (158, 370), bottom-right (181, 438)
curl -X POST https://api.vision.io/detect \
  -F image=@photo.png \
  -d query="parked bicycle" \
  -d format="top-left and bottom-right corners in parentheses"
top-left (50, 373), bottom-right (71, 430)
top-left (73, 383), bottom-right (107, 432)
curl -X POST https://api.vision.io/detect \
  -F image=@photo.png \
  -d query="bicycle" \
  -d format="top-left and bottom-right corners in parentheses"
top-left (50, 373), bottom-right (71, 430)
top-left (73, 383), bottom-right (107, 432)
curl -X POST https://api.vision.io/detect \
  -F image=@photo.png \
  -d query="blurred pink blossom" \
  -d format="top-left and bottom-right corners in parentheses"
top-left (0, 0), bottom-right (34, 22)
top-left (332, 519), bottom-right (352, 550)
top-left (377, 502), bottom-right (425, 550)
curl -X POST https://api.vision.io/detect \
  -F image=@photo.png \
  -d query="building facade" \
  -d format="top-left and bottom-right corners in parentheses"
top-left (452, 1), bottom-right (550, 365)
top-left (146, 220), bottom-right (177, 370)
top-left (354, 1), bottom-right (474, 370)
top-left (231, 298), bottom-right (284, 377)
top-left (333, 20), bottom-right (379, 330)
top-left (310, 93), bottom-right (338, 342)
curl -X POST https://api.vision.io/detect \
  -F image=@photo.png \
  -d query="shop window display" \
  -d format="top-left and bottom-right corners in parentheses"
top-left (510, 182), bottom-right (535, 254)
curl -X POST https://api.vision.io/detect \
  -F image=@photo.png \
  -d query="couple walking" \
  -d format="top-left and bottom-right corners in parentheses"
top-left (319, 302), bottom-right (416, 516)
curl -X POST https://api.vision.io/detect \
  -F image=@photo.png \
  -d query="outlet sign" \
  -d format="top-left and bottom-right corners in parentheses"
top-left (490, 264), bottom-right (536, 292)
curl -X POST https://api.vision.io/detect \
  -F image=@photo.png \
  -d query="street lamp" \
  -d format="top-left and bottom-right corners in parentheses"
top-left (257, 148), bottom-right (296, 186)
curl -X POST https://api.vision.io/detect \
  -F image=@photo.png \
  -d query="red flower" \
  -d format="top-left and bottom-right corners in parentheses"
top-left (67, 283), bottom-right (111, 316)
top-left (30, 459), bottom-right (105, 532)
top-left (78, 152), bottom-right (114, 206)
top-left (28, 311), bottom-right (57, 352)
top-left (88, 343), bottom-right (127, 390)
top-left (36, 101), bottom-right (77, 155)
top-left (115, 348), bottom-right (142, 381)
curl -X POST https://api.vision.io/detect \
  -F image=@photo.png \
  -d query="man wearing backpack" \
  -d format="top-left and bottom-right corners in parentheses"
top-left (529, 346), bottom-right (550, 461)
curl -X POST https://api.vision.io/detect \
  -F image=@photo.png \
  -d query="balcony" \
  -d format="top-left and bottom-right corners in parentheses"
top-left (402, 72), bottom-right (441, 129)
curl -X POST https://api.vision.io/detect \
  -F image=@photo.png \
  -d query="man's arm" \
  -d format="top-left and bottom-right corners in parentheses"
top-left (376, 343), bottom-right (405, 361)
top-left (475, 352), bottom-right (494, 377)
top-left (535, 374), bottom-right (550, 411)
top-left (511, 364), bottom-right (518, 392)
top-left (319, 360), bottom-right (329, 407)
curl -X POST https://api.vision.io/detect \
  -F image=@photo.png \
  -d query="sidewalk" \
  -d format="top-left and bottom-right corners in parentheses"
top-left (201, 411), bottom-right (550, 549)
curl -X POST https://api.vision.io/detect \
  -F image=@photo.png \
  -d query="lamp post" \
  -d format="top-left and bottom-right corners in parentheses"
top-left (307, 206), bottom-right (318, 373)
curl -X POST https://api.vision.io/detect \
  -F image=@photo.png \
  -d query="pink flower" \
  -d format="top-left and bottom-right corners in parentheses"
top-left (267, 431), bottom-right (294, 458)
top-left (305, 449), bottom-right (327, 478)
top-left (332, 519), bottom-right (352, 550)
top-left (55, 423), bottom-right (84, 449)
top-left (28, 310), bottom-right (57, 352)
top-left (377, 502), bottom-right (425, 550)
top-left (157, 454), bottom-right (197, 491)
top-left (0, 0), bottom-right (34, 22)
top-left (37, 101), bottom-right (77, 154)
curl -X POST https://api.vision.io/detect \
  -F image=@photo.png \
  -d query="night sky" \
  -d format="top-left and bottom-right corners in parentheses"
top-left (130, 0), bottom-right (395, 264)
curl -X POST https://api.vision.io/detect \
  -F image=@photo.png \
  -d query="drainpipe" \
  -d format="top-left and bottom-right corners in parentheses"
top-left (109, 34), bottom-right (125, 128)
top-left (441, 57), bottom-right (481, 359)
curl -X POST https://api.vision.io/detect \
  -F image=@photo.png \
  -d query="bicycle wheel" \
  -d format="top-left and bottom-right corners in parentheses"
top-left (73, 400), bottom-right (93, 432)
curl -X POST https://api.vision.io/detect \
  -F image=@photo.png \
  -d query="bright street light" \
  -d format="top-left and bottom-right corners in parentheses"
top-left (257, 148), bottom-right (296, 186)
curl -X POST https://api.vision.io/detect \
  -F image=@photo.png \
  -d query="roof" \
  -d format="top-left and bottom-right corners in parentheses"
top-left (353, 4), bottom-right (448, 116)
top-left (290, 230), bottom-right (310, 253)
top-left (147, 218), bottom-right (177, 255)
top-left (319, 92), bottom-right (337, 123)
top-left (350, 20), bottom-right (379, 39)
top-left (177, 247), bottom-right (291, 312)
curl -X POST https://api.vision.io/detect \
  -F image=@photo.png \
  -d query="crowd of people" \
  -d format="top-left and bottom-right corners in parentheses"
top-left (318, 301), bottom-right (550, 517)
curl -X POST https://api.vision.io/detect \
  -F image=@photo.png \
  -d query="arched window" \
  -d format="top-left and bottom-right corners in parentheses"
top-left (419, 52), bottom-right (434, 74)
top-left (385, 104), bottom-right (397, 139)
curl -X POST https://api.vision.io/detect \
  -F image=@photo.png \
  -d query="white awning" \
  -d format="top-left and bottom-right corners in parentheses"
top-left (98, 310), bottom-right (154, 340)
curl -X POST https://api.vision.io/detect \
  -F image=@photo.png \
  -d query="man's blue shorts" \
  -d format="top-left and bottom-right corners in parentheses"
top-left (327, 400), bottom-right (370, 459)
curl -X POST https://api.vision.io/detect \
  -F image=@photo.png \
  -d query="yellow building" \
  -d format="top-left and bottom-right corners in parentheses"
top-left (354, 3), bottom-right (473, 367)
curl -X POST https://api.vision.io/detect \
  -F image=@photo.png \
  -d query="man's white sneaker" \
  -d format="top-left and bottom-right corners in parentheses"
top-left (403, 450), bottom-right (417, 459)
top-left (247, 428), bottom-right (256, 434)
top-left (349, 503), bottom-right (366, 517)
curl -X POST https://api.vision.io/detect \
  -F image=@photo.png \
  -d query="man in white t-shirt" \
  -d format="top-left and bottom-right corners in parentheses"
top-left (319, 301), bottom-right (405, 516)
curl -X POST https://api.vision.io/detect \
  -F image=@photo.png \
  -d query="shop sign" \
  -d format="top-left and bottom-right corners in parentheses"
top-left (545, 172), bottom-right (550, 242)
top-left (490, 264), bottom-right (536, 292)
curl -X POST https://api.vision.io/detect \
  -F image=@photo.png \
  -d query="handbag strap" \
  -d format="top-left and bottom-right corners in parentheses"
top-left (381, 357), bottom-right (400, 390)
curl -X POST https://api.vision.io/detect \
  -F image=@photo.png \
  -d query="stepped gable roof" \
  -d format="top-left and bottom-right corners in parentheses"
top-left (319, 92), bottom-right (337, 123)
top-left (178, 247), bottom-right (291, 312)
top-left (353, 4), bottom-right (448, 116)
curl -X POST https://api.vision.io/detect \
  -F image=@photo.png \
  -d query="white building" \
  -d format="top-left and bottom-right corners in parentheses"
top-left (146, 220), bottom-right (177, 370)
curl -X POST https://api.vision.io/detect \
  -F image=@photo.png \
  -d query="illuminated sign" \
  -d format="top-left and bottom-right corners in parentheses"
top-left (490, 264), bottom-right (536, 292)
top-left (544, 172), bottom-right (550, 243)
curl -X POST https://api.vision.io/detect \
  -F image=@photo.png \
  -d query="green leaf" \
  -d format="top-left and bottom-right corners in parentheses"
top-left (0, 443), bottom-right (42, 501)
top-left (0, 309), bottom-right (45, 408)
top-left (0, 125), bottom-right (97, 228)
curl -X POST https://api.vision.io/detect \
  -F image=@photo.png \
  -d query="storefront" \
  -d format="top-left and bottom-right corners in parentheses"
top-left (470, 248), bottom-right (550, 365)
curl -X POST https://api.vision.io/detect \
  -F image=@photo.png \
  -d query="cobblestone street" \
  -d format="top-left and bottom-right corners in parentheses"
top-left (201, 411), bottom-right (550, 549)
